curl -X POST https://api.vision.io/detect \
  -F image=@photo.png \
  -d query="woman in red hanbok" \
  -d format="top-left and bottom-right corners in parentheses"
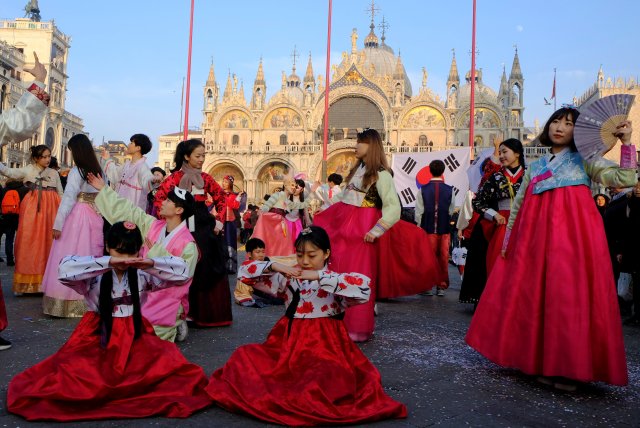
top-left (207, 226), bottom-right (406, 426)
top-left (313, 129), bottom-right (439, 342)
top-left (466, 108), bottom-right (636, 388)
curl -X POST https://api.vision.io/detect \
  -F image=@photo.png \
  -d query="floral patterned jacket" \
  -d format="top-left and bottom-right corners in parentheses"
top-left (238, 260), bottom-right (371, 318)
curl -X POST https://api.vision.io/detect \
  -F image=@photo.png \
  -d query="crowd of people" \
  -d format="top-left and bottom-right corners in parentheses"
top-left (0, 52), bottom-right (637, 424)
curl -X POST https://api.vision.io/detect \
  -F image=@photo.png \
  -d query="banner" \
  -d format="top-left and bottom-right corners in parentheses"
top-left (391, 148), bottom-right (471, 208)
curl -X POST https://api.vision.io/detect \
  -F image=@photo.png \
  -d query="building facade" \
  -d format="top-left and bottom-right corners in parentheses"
top-left (159, 16), bottom-right (527, 202)
top-left (0, 16), bottom-right (84, 167)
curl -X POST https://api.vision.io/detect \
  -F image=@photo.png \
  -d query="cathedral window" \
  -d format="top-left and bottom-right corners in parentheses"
top-left (232, 135), bottom-right (240, 145)
top-left (280, 134), bottom-right (287, 145)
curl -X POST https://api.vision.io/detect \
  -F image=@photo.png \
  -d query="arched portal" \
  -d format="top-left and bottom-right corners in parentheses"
top-left (320, 96), bottom-right (385, 141)
top-left (256, 161), bottom-right (291, 196)
top-left (208, 163), bottom-right (245, 192)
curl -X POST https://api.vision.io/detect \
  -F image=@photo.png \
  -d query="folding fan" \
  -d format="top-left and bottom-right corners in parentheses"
top-left (574, 94), bottom-right (635, 161)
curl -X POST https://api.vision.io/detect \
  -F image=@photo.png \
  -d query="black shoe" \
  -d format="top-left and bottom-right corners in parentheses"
top-left (7, 259), bottom-right (14, 267)
top-left (0, 257), bottom-right (4, 262)
top-left (0, 336), bottom-right (12, 350)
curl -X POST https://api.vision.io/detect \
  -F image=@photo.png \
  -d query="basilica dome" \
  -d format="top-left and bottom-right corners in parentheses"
top-left (338, 29), bottom-right (413, 97)
top-left (457, 69), bottom-right (498, 105)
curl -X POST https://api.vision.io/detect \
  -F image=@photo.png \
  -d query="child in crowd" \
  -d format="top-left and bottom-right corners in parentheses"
top-left (88, 172), bottom-right (198, 342)
top-left (7, 221), bottom-right (211, 421)
top-left (313, 172), bottom-right (343, 211)
top-left (207, 225), bottom-right (407, 425)
top-left (102, 134), bottom-right (158, 210)
top-left (234, 237), bottom-right (266, 307)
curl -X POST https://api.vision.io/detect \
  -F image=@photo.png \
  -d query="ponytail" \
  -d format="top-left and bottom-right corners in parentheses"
top-left (97, 267), bottom-right (143, 348)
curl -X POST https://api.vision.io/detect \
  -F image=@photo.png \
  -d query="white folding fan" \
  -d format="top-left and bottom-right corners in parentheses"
top-left (574, 94), bottom-right (635, 161)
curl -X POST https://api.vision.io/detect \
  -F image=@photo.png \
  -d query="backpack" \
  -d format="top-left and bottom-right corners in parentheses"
top-left (1, 190), bottom-right (21, 215)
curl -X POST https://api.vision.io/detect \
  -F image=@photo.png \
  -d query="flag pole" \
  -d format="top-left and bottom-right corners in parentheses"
top-left (183, 0), bottom-right (195, 141)
top-left (468, 0), bottom-right (477, 159)
top-left (553, 68), bottom-right (557, 111)
top-left (321, 0), bottom-right (333, 182)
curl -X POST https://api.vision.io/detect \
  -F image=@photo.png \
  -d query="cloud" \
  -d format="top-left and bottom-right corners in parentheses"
top-left (516, 25), bottom-right (524, 32)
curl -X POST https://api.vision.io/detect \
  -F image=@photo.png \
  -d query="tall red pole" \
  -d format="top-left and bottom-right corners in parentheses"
top-left (468, 0), bottom-right (477, 158)
top-left (321, 0), bottom-right (333, 181)
top-left (183, 0), bottom-right (195, 141)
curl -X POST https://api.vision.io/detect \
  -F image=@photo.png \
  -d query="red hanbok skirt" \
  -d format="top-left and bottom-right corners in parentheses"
top-left (478, 209), bottom-right (510, 274)
top-left (313, 203), bottom-right (440, 340)
top-left (8, 312), bottom-right (212, 421)
top-left (466, 185), bottom-right (628, 385)
top-left (207, 316), bottom-right (407, 426)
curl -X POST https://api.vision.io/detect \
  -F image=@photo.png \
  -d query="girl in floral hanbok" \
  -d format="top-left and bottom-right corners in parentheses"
top-left (8, 222), bottom-right (211, 421)
top-left (207, 225), bottom-right (406, 426)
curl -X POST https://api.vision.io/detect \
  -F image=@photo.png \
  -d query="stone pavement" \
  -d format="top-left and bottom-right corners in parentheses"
top-left (0, 261), bottom-right (639, 428)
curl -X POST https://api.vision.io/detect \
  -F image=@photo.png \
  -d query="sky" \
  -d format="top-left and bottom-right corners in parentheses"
top-left (2, 0), bottom-right (639, 164)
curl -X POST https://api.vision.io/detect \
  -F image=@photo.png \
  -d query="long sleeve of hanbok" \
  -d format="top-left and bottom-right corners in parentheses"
top-left (457, 191), bottom-right (475, 230)
top-left (101, 158), bottom-right (123, 189)
top-left (0, 84), bottom-right (48, 147)
top-left (585, 145), bottom-right (637, 188)
top-left (414, 190), bottom-right (424, 226)
top-left (143, 256), bottom-right (193, 290)
top-left (137, 161), bottom-right (155, 193)
top-left (238, 260), bottom-right (288, 295)
top-left (96, 185), bottom-right (155, 236)
top-left (0, 164), bottom-right (29, 180)
top-left (261, 192), bottom-right (280, 212)
top-left (317, 270), bottom-right (371, 306)
top-left (58, 255), bottom-right (112, 294)
top-left (369, 170), bottom-right (401, 238)
top-left (53, 168), bottom-right (83, 231)
top-left (473, 178), bottom-right (499, 220)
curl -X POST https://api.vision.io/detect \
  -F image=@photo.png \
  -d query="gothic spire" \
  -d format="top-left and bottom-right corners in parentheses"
top-left (223, 70), bottom-right (233, 101)
top-left (304, 52), bottom-right (315, 83)
top-left (254, 57), bottom-right (265, 85)
top-left (447, 49), bottom-right (459, 84)
top-left (393, 52), bottom-right (404, 80)
top-left (499, 64), bottom-right (508, 94)
top-left (206, 62), bottom-right (216, 86)
top-left (509, 45), bottom-right (523, 81)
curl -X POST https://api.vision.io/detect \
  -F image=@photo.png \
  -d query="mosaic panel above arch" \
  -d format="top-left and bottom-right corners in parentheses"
top-left (257, 161), bottom-right (291, 182)
top-left (263, 108), bottom-right (302, 129)
top-left (208, 163), bottom-right (245, 191)
top-left (458, 108), bottom-right (500, 128)
top-left (401, 106), bottom-right (445, 128)
top-left (326, 151), bottom-right (358, 178)
top-left (220, 110), bottom-right (251, 129)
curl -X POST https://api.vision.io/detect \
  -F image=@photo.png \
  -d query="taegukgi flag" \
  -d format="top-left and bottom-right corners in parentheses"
top-left (391, 148), bottom-right (471, 208)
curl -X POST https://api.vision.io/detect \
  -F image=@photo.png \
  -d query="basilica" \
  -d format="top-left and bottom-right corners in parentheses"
top-left (158, 15), bottom-right (526, 200)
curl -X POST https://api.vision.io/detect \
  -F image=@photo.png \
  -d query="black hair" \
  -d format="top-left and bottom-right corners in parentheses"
top-left (68, 134), bottom-right (103, 181)
top-left (538, 107), bottom-right (580, 147)
top-left (166, 188), bottom-right (196, 220)
top-left (49, 156), bottom-right (60, 169)
top-left (130, 134), bottom-right (152, 155)
top-left (245, 237), bottom-right (266, 253)
top-left (150, 166), bottom-right (166, 177)
top-left (327, 173), bottom-right (343, 186)
top-left (294, 225), bottom-right (331, 254)
top-left (263, 194), bottom-right (271, 201)
top-left (499, 138), bottom-right (526, 169)
top-left (99, 221), bottom-right (144, 348)
top-left (172, 139), bottom-right (205, 172)
top-left (429, 159), bottom-right (446, 177)
top-left (30, 144), bottom-right (50, 162)
top-left (291, 179), bottom-right (306, 225)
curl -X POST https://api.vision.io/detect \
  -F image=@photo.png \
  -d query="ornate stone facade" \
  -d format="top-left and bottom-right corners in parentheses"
top-left (159, 15), bottom-right (526, 202)
top-left (0, 17), bottom-right (84, 167)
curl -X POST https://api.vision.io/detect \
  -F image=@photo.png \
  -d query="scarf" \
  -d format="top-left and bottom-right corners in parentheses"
top-left (179, 164), bottom-right (204, 191)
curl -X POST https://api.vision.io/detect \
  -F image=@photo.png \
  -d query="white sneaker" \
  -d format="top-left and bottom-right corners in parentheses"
top-left (176, 320), bottom-right (188, 342)
top-left (436, 288), bottom-right (445, 297)
top-left (374, 304), bottom-right (379, 316)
